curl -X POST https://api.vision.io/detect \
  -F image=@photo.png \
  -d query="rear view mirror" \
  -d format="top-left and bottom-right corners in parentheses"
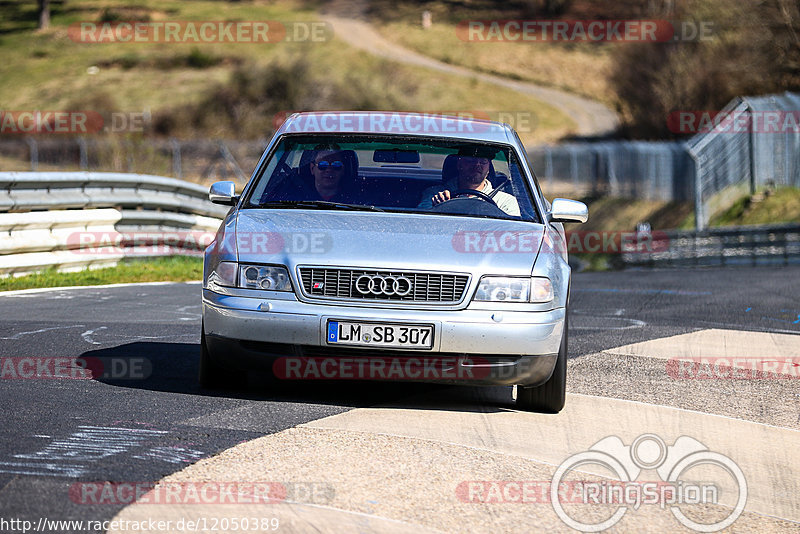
top-left (373, 149), bottom-right (420, 164)
top-left (549, 198), bottom-right (588, 224)
top-left (209, 181), bottom-right (239, 205)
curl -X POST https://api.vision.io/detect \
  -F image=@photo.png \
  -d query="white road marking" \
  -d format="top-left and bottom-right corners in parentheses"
top-left (131, 447), bottom-right (205, 464)
top-left (0, 324), bottom-right (85, 340)
top-left (104, 332), bottom-right (194, 340)
top-left (571, 314), bottom-right (647, 330)
top-left (0, 461), bottom-right (87, 477)
top-left (81, 327), bottom-right (107, 345)
top-left (0, 280), bottom-right (201, 297)
top-left (1, 426), bottom-right (169, 478)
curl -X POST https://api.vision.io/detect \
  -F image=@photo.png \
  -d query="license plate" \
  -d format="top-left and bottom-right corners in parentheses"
top-left (326, 321), bottom-right (434, 349)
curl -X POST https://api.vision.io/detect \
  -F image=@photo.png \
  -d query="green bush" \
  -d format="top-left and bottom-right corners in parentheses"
top-left (186, 47), bottom-right (220, 69)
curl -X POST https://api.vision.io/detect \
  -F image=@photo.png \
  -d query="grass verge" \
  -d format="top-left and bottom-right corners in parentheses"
top-left (0, 256), bottom-right (202, 292)
top-left (709, 187), bottom-right (800, 227)
top-left (576, 196), bottom-right (694, 233)
top-left (374, 21), bottom-right (616, 108)
top-left (0, 0), bottom-right (574, 144)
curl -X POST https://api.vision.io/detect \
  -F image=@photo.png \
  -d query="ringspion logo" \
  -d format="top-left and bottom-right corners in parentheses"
top-left (550, 434), bottom-right (747, 532)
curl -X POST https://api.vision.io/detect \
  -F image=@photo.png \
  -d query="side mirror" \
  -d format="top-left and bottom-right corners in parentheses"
top-left (549, 198), bottom-right (588, 224)
top-left (209, 181), bottom-right (238, 206)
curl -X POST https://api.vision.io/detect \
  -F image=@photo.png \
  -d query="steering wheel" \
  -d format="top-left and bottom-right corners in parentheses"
top-left (447, 189), bottom-right (498, 207)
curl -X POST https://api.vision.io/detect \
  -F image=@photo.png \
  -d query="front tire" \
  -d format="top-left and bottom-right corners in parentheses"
top-left (516, 312), bottom-right (568, 413)
top-left (199, 321), bottom-right (246, 390)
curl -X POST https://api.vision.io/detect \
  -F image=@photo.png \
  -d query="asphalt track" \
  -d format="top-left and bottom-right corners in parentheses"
top-left (0, 266), bottom-right (798, 533)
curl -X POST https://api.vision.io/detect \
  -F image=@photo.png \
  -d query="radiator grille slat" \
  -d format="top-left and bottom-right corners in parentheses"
top-left (299, 268), bottom-right (468, 303)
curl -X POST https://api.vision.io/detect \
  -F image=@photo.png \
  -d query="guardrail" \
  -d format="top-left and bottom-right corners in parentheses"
top-left (0, 172), bottom-right (226, 276)
top-left (622, 223), bottom-right (800, 268)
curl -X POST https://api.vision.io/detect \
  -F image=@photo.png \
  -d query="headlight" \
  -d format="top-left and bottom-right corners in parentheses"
top-left (474, 277), bottom-right (553, 303)
top-left (239, 264), bottom-right (292, 291)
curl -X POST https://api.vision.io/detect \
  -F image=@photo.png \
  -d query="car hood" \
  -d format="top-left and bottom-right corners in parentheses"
top-left (234, 210), bottom-right (544, 275)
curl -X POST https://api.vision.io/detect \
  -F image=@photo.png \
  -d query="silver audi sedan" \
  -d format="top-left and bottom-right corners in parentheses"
top-left (201, 112), bottom-right (587, 413)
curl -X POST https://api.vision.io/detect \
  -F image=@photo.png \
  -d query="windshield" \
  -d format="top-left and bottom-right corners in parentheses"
top-left (244, 135), bottom-right (541, 222)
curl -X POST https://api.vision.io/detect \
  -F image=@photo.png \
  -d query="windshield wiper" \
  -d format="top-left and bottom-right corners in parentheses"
top-left (258, 200), bottom-right (384, 212)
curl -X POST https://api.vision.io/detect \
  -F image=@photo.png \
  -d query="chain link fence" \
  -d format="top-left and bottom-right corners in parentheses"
top-left (688, 92), bottom-right (800, 229)
top-left (530, 91), bottom-right (799, 230)
top-left (528, 141), bottom-right (694, 201)
top-left (0, 137), bottom-right (266, 187)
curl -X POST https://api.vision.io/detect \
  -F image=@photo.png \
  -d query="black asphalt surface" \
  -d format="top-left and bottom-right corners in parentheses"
top-left (0, 266), bottom-right (798, 532)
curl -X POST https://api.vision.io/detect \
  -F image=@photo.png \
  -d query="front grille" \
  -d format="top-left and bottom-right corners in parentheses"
top-left (298, 267), bottom-right (469, 303)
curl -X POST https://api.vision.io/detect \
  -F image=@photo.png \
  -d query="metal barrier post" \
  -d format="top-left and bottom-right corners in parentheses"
top-left (691, 151), bottom-right (705, 232)
top-left (171, 138), bottom-right (182, 179)
top-left (748, 103), bottom-right (756, 194)
top-left (25, 138), bottom-right (38, 171)
top-left (78, 138), bottom-right (89, 170)
top-left (544, 147), bottom-right (553, 188)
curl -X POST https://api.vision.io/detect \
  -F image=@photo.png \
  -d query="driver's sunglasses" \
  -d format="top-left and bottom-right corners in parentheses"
top-left (315, 160), bottom-right (344, 170)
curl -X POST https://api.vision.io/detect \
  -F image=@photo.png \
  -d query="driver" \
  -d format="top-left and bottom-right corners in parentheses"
top-left (418, 147), bottom-right (521, 216)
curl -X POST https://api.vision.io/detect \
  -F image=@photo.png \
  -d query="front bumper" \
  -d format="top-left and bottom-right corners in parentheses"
top-left (202, 289), bottom-right (564, 386)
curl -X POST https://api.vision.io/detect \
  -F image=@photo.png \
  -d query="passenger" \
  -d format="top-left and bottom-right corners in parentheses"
top-left (418, 147), bottom-right (521, 216)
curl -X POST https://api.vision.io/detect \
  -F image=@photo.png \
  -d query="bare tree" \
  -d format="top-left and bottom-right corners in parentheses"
top-left (543, 0), bottom-right (571, 16)
top-left (38, 0), bottom-right (50, 30)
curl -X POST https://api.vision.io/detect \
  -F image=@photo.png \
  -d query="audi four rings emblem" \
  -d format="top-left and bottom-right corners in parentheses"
top-left (355, 274), bottom-right (413, 297)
